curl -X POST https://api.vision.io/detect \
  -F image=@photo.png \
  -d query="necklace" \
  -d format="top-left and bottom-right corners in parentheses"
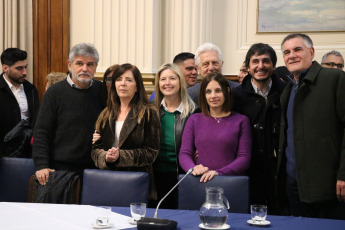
top-left (213, 117), bottom-right (222, 123)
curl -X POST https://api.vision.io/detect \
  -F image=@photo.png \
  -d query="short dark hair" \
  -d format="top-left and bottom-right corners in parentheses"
top-left (1, 48), bottom-right (27, 66)
top-left (245, 43), bottom-right (277, 68)
top-left (199, 73), bottom-right (232, 116)
top-left (173, 52), bottom-right (195, 65)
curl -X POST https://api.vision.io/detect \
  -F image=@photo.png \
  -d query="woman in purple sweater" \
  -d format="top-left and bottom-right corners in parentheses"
top-left (179, 73), bottom-right (252, 182)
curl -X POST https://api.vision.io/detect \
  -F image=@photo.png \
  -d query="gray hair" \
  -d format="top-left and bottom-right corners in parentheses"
top-left (321, 50), bottom-right (344, 63)
top-left (281, 33), bottom-right (313, 51)
top-left (195, 43), bottom-right (223, 67)
top-left (68, 43), bottom-right (99, 64)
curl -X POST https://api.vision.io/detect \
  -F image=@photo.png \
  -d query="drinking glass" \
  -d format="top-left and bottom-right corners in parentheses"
top-left (250, 205), bottom-right (267, 223)
top-left (130, 203), bottom-right (147, 221)
top-left (95, 206), bottom-right (112, 226)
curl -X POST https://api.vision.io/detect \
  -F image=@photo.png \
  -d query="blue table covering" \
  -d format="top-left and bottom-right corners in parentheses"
top-left (112, 206), bottom-right (345, 230)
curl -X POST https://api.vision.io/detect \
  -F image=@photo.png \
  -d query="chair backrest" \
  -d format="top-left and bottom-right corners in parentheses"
top-left (0, 157), bottom-right (36, 202)
top-left (81, 169), bottom-right (150, 207)
top-left (178, 175), bottom-right (249, 213)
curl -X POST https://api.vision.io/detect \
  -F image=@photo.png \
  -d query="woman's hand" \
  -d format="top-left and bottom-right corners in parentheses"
top-left (105, 147), bottom-right (119, 163)
top-left (92, 130), bottom-right (101, 144)
top-left (192, 164), bottom-right (209, 176)
top-left (200, 170), bottom-right (218, 183)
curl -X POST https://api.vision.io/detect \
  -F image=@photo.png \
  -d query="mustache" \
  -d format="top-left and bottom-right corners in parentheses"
top-left (77, 72), bottom-right (92, 78)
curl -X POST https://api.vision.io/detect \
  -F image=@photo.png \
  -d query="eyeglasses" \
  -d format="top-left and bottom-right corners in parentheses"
top-left (322, 62), bottom-right (344, 69)
top-left (106, 76), bottom-right (112, 83)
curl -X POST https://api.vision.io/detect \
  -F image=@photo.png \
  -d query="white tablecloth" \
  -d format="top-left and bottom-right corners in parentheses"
top-left (0, 202), bottom-right (134, 230)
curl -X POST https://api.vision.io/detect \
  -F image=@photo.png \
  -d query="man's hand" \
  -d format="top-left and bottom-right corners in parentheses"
top-left (105, 147), bottom-right (119, 163)
top-left (200, 170), bottom-right (218, 183)
top-left (336, 180), bottom-right (345, 201)
top-left (35, 168), bottom-right (55, 185)
top-left (92, 130), bottom-right (101, 144)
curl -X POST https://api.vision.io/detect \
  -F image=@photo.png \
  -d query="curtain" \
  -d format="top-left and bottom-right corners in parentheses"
top-left (0, 0), bottom-right (33, 82)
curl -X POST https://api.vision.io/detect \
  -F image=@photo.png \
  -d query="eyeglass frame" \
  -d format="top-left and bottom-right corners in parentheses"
top-left (322, 62), bottom-right (344, 69)
top-left (105, 76), bottom-right (113, 84)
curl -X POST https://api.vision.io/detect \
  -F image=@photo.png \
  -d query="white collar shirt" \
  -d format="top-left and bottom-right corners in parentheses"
top-left (3, 75), bottom-right (29, 120)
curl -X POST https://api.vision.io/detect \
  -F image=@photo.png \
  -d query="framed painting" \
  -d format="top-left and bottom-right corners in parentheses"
top-left (257, 0), bottom-right (345, 33)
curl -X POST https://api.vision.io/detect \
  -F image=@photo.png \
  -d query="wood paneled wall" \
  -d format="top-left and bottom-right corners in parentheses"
top-left (33, 0), bottom-right (70, 100)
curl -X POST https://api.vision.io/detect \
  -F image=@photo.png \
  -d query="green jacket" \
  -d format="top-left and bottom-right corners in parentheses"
top-left (278, 61), bottom-right (345, 203)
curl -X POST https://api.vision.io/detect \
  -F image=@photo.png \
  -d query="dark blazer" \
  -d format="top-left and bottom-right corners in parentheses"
top-left (0, 73), bottom-right (39, 157)
top-left (92, 106), bottom-right (161, 199)
top-left (233, 74), bottom-right (286, 213)
top-left (277, 61), bottom-right (345, 203)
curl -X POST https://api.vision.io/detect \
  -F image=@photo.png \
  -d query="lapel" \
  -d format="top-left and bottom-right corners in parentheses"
top-left (0, 73), bottom-right (16, 98)
top-left (118, 106), bottom-right (141, 148)
top-left (300, 61), bottom-right (321, 86)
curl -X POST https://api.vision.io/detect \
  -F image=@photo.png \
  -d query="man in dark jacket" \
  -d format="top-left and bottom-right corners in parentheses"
top-left (33, 43), bottom-right (104, 186)
top-left (278, 33), bottom-right (345, 219)
top-left (0, 48), bottom-right (39, 157)
top-left (232, 43), bottom-right (286, 214)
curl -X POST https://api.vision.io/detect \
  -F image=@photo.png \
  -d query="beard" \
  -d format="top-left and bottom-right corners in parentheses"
top-left (253, 75), bottom-right (271, 83)
top-left (7, 71), bottom-right (26, 85)
top-left (72, 72), bottom-right (93, 84)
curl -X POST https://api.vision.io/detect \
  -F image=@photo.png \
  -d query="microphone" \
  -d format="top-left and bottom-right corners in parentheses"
top-left (154, 167), bottom-right (193, 218)
top-left (137, 168), bottom-right (194, 230)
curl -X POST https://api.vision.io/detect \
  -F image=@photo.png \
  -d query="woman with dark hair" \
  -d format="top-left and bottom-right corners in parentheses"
top-left (153, 63), bottom-right (197, 208)
top-left (91, 63), bottom-right (160, 200)
top-left (101, 64), bottom-right (120, 107)
top-left (179, 73), bottom-right (252, 182)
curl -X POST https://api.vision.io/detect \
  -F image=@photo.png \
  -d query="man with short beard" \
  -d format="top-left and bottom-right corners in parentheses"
top-left (0, 48), bottom-right (39, 157)
top-left (232, 43), bottom-right (286, 215)
top-left (33, 43), bottom-right (104, 187)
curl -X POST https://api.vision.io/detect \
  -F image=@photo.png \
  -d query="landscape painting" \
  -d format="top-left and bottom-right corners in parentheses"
top-left (257, 0), bottom-right (345, 32)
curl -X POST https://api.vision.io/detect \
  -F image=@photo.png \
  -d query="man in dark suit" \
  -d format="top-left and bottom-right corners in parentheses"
top-left (278, 33), bottom-right (345, 219)
top-left (0, 48), bottom-right (39, 157)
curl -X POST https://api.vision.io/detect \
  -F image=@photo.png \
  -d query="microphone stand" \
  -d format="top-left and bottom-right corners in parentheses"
top-left (137, 168), bottom-right (194, 230)
top-left (154, 168), bottom-right (193, 218)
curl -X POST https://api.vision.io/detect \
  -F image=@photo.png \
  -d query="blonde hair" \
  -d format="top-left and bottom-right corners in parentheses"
top-left (154, 63), bottom-right (195, 118)
top-left (46, 72), bottom-right (67, 88)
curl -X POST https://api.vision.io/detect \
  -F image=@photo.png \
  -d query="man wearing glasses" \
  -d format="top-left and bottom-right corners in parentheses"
top-left (321, 50), bottom-right (344, 71)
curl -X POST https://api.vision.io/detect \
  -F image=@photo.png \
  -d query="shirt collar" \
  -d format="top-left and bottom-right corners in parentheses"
top-left (3, 74), bottom-right (24, 91)
top-left (161, 98), bottom-right (183, 113)
top-left (250, 78), bottom-right (272, 97)
top-left (67, 73), bottom-right (93, 89)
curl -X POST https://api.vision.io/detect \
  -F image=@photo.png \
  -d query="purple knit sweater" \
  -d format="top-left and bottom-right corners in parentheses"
top-left (179, 112), bottom-right (252, 175)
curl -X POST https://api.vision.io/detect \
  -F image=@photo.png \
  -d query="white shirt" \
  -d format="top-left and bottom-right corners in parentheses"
top-left (66, 74), bottom-right (93, 88)
top-left (113, 121), bottom-right (124, 147)
top-left (3, 75), bottom-right (29, 120)
top-left (251, 78), bottom-right (272, 99)
top-left (161, 98), bottom-right (183, 113)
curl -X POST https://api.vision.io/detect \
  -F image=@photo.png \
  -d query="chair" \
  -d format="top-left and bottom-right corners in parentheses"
top-left (81, 169), bottom-right (150, 207)
top-left (28, 172), bottom-right (81, 204)
top-left (0, 157), bottom-right (36, 202)
top-left (178, 175), bottom-right (249, 213)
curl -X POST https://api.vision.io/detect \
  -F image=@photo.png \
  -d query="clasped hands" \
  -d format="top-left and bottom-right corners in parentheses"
top-left (192, 164), bottom-right (218, 183)
top-left (106, 147), bottom-right (119, 163)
